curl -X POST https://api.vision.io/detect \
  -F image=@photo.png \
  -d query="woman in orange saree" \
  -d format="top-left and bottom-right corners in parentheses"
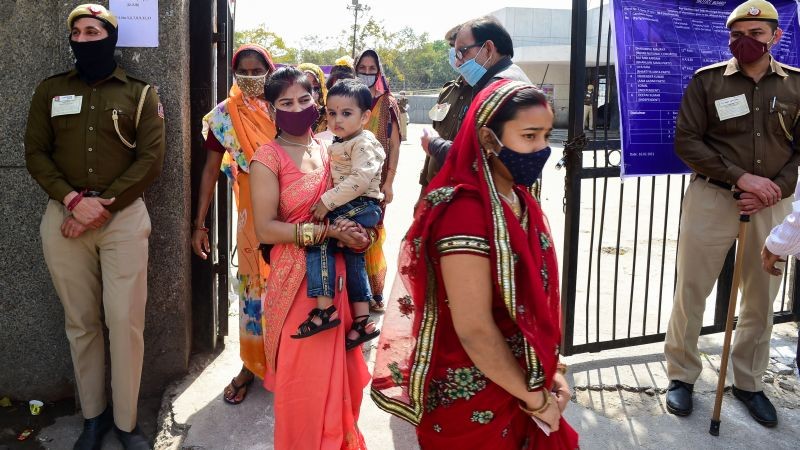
top-left (250, 67), bottom-right (371, 449)
top-left (354, 49), bottom-right (402, 312)
top-left (371, 80), bottom-right (579, 449)
top-left (193, 44), bottom-right (276, 404)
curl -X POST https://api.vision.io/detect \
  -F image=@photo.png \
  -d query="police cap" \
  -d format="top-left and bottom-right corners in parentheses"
top-left (67, 4), bottom-right (118, 31)
top-left (726, 0), bottom-right (779, 28)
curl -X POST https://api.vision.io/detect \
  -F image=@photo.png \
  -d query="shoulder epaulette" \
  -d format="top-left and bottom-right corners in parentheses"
top-left (777, 62), bottom-right (800, 73)
top-left (694, 61), bottom-right (728, 76)
top-left (43, 70), bottom-right (72, 81)
top-left (126, 74), bottom-right (151, 87)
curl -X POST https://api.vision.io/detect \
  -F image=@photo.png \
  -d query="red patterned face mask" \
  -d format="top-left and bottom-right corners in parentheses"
top-left (729, 34), bottom-right (772, 64)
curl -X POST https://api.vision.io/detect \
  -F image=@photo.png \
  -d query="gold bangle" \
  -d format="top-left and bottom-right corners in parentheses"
top-left (557, 362), bottom-right (568, 375)
top-left (302, 223), bottom-right (315, 247)
top-left (295, 224), bottom-right (301, 247)
top-left (518, 391), bottom-right (553, 417)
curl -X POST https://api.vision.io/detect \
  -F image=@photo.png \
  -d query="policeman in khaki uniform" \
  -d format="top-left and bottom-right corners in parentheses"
top-left (24, 4), bottom-right (164, 449)
top-left (664, 0), bottom-right (800, 428)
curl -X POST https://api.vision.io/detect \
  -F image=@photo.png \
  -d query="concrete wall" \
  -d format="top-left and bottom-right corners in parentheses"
top-left (407, 95), bottom-right (439, 124)
top-left (0, 0), bottom-right (192, 401)
top-left (518, 63), bottom-right (572, 128)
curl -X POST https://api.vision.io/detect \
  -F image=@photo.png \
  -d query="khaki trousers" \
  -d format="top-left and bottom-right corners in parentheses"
top-left (583, 104), bottom-right (593, 130)
top-left (40, 198), bottom-right (150, 431)
top-left (664, 177), bottom-right (790, 391)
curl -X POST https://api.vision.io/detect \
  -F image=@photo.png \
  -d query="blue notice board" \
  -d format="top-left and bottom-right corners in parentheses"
top-left (611, 0), bottom-right (800, 177)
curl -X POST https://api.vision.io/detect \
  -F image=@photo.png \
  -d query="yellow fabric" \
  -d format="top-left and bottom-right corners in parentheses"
top-left (334, 55), bottom-right (355, 68)
top-left (726, 0), bottom-right (779, 27)
top-left (67, 3), bottom-right (118, 30)
top-left (298, 63), bottom-right (328, 104)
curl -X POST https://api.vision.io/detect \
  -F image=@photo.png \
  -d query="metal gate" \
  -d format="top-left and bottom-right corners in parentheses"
top-left (559, 0), bottom-right (798, 356)
top-left (189, 0), bottom-right (234, 352)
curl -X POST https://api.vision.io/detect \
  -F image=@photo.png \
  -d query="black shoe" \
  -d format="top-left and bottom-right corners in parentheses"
top-left (114, 425), bottom-right (152, 450)
top-left (665, 380), bottom-right (694, 416)
top-left (732, 385), bottom-right (778, 427)
top-left (73, 407), bottom-right (113, 450)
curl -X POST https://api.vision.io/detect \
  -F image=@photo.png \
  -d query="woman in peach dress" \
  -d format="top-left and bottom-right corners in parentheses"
top-left (249, 66), bottom-right (371, 449)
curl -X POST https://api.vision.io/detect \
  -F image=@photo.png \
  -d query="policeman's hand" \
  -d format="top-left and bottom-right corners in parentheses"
top-left (761, 245), bottom-right (786, 276)
top-left (736, 173), bottom-right (781, 206)
top-left (71, 197), bottom-right (114, 229)
top-left (192, 228), bottom-right (211, 260)
top-left (736, 192), bottom-right (768, 216)
top-left (420, 128), bottom-right (438, 155)
top-left (61, 215), bottom-right (88, 239)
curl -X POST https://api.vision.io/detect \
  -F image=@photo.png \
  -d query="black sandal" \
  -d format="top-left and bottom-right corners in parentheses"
top-left (291, 306), bottom-right (341, 339)
top-left (223, 374), bottom-right (254, 405)
top-left (346, 315), bottom-right (381, 350)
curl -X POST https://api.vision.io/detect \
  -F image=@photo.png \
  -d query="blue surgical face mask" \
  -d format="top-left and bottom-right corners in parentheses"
top-left (457, 43), bottom-right (490, 86)
top-left (490, 130), bottom-right (551, 187)
top-left (448, 47), bottom-right (458, 72)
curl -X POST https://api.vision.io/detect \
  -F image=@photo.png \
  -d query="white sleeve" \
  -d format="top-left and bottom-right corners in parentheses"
top-left (766, 197), bottom-right (800, 257)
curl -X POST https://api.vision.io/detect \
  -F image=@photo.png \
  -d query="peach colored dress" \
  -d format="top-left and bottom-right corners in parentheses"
top-left (251, 141), bottom-right (370, 449)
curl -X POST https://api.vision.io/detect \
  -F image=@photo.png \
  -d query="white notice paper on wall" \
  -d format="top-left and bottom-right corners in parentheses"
top-left (110, 0), bottom-right (159, 47)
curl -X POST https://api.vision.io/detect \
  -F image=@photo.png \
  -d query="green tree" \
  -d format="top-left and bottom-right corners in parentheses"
top-left (234, 18), bottom-right (454, 91)
top-left (233, 25), bottom-right (298, 63)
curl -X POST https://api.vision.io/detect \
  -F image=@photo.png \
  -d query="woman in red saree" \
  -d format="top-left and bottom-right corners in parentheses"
top-left (354, 49), bottom-right (402, 312)
top-left (249, 67), bottom-right (371, 449)
top-left (371, 80), bottom-right (579, 449)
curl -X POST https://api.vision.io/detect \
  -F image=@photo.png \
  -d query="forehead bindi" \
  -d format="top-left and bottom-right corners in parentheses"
top-left (328, 95), bottom-right (359, 110)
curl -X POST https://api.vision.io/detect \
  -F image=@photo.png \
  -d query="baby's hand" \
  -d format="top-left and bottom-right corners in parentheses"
top-left (310, 201), bottom-right (330, 222)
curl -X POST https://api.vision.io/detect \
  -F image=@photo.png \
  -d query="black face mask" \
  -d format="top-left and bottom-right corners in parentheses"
top-left (489, 129), bottom-right (551, 187)
top-left (69, 28), bottom-right (118, 84)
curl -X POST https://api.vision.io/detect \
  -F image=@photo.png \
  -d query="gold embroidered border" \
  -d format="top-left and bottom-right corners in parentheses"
top-left (370, 263), bottom-right (439, 425)
top-left (435, 235), bottom-right (490, 256)
top-left (524, 341), bottom-right (545, 390)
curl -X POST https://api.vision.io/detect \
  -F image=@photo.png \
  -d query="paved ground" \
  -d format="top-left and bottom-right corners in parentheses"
top-left (31, 124), bottom-right (800, 449)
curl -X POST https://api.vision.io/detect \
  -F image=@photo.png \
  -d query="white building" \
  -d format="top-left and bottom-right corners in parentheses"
top-left (490, 4), bottom-right (615, 128)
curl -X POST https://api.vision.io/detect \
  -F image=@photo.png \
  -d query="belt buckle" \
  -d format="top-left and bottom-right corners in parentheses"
top-left (84, 190), bottom-right (102, 198)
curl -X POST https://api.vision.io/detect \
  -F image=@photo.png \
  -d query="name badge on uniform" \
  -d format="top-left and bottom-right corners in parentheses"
top-left (51, 95), bottom-right (83, 117)
top-left (429, 103), bottom-right (451, 122)
top-left (714, 94), bottom-right (750, 121)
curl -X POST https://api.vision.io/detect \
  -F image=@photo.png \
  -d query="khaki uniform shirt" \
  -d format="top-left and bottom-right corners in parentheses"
top-left (320, 130), bottom-right (385, 210)
top-left (25, 66), bottom-right (165, 212)
top-left (675, 57), bottom-right (800, 197)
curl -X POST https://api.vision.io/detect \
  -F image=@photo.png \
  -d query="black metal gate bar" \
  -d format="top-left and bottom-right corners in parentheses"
top-left (612, 181), bottom-right (624, 341)
top-left (656, 175), bottom-right (672, 334)
top-left (560, 0), bottom-right (588, 354)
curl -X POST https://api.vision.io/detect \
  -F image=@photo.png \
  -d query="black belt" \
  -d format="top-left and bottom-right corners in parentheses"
top-left (696, 174), bottom-right (734, 191)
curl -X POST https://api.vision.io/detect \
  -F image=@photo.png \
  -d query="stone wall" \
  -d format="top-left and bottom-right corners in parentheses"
top-left (0, 0), bottom-right (192, 401)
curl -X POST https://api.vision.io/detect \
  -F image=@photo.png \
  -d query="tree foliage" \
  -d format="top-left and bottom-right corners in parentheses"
top-left (233, 16), bottom-right (455, 91)
top-left (233, 25), bottom-right (298, 63)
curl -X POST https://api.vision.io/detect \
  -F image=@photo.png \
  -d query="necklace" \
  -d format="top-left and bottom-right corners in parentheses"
top-left (498, 189), bottom-right (522, 219)
top-left (277, 135), bottom-right (313, 155)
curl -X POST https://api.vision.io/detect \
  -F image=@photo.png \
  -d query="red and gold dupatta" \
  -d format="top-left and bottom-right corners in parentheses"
top-left (371, 80), bottom-right (574, 446)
